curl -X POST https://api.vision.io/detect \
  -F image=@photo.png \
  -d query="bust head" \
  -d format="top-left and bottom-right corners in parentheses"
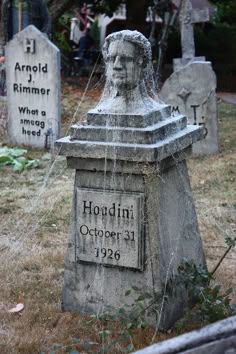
top-left (102, 30), bottom-right (152, 94)
top-left (90, 30), bottom-right (161, 114)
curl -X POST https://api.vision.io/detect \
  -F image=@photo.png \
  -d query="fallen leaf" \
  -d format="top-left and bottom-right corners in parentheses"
top-left (8, 303), bottom-right (24, 313)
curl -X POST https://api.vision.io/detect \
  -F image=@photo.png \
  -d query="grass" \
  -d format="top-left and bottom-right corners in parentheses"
top-left (187, 99), bottom-right (236, 303)
top-left (0, 85), bottom-right (235, 353)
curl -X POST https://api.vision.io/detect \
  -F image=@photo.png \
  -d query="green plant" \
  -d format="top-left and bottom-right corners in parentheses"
top-left (83, 287), bottom-right (158, 353)
top-left (0, 146), bottom-right (40, 172)
top-left (90, 18), bottom-right (100, 49)
top-left (44, 288), bottom-right (155, 353)
top-left (39, 338), bottom-right (81, 353)
top-left (175, 259), bottom-right (236, 333)
top-left (53, 11), bottom-right (73, 52)
top-left (45, 232), bottom-right (236, 352)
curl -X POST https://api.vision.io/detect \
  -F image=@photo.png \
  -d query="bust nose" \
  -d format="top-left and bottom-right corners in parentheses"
top-left (113, 56), bottom-right (123, 69)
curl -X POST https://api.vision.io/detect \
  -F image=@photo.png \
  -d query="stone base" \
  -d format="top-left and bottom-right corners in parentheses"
top-left (62, 154), bottom-right (205, 329)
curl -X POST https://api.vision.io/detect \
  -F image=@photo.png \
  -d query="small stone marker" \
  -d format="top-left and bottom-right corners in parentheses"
top-left (173, 0), bottom-right (209, 70)
top-left (57, 30), bottom-right (206, 329)
top-left (160, 61), bottom-right (219, 155)
top-left (6, 25), bottom-right (61, 148)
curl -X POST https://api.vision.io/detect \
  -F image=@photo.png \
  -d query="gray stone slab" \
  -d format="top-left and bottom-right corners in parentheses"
top-left (57, 124), bottom-right (203, 162)
top-left (87, 105), bottom-right (170, 128)
top-left (6, 25), bottom-right (61, 148)
top-left (76, 188), bottom-right (144, 270)
top-left (160, 62), bottom-right (218, 155)
top-left (173, 57), bottom-right (205, 71)
top-left (66, 147), bottom-right (192, 174)
top-left (132, 315), bottom-right (236, 354)
top-left (70, 115), bottom-right (187, 144)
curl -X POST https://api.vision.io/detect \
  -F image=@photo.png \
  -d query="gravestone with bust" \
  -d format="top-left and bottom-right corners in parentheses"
top-left (57, 30), bottom-right (206, 328)
top-left (6, 25), bottom-right (60, 148)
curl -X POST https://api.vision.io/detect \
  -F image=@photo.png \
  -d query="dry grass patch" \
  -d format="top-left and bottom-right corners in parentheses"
top-left (0, 95), bottom-right (235, 353)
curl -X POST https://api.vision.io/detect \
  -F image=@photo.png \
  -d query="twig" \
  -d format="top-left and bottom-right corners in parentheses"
top-left (211, 237), bottom-right (236, 276)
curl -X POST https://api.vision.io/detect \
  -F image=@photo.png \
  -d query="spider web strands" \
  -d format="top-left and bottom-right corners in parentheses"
top-left (0, 56), bottom-right (104, 281)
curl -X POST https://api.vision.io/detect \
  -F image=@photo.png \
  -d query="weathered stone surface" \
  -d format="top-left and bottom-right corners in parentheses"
top-left (70, 115), bottom-right (187, 144)
top-left (173, 57), bottom-right (205, 71)
top-left (62, 158), bottom-right (205, 328)
top-left (132, 315), bottom-right (236, 354)
top-left (66, 146), bottom-right (192, 174)
top-left (174, 0), bottom-right (209, 70)
top-left (58, 125), bottom-right (203, 162)
top-left (6, 25), bottom-right (61, 148)
top-left (57, 30), bottom-right (206, 329)
top-left (92, 31), bottom-right (163, 115)
top-left (160, 61), bottom-right (218, 155)
top-left (87, 105), bottom-right (170, 128)
top-left (167, 1), bottom-right (218, 155)
top-left (76, 188), bottom-right (144, 270)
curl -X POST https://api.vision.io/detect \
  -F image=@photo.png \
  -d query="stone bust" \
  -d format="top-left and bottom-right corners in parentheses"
top-left (92, 30), bottom-right (162, 115)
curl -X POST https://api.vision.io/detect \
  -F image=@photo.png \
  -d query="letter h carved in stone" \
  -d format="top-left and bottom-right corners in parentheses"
top-left (24, 39), bottom-right (35, 54)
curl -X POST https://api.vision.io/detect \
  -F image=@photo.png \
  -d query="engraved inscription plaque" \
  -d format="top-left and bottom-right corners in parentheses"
top-left (76, 189), bottom-right (144, 270)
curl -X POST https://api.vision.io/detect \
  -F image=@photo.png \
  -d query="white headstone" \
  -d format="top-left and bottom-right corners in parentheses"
top-left (160, 61), bottom-right (219, 155)
top-left (6, 25), bottom-right (61, 148)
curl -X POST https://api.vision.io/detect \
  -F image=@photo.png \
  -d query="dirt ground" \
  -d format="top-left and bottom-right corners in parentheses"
top-left (0, 81), bottom-right (235, 353)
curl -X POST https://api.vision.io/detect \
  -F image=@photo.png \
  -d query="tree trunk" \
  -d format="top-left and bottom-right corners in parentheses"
top-left (126, 0), bottom-right (149, 34)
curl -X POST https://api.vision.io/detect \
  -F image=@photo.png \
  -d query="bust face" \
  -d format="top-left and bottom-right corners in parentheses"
top-left (106, 40), bottom-right (143, 93)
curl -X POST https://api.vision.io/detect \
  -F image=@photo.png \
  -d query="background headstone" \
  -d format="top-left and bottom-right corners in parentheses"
top-left (6, 25), bottom-right (60, 148)
top-left (173, 0), bottom-right (209, 71)
top-left (160, 61), bottom-right (219, 155)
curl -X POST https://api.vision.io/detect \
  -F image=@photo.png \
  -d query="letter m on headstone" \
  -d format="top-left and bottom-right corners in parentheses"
top-left (24, 38), bottom-right (35, 53)
top-left (172, 106), bottom-right (180, 115)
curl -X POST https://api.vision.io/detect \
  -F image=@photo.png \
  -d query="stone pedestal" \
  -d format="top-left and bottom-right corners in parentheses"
top-left (57, 103), bottom-right (206, 329)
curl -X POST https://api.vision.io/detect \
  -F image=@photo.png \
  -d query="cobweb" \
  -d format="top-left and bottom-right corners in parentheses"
top-left (0, 38), bottom-right (235, 354)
